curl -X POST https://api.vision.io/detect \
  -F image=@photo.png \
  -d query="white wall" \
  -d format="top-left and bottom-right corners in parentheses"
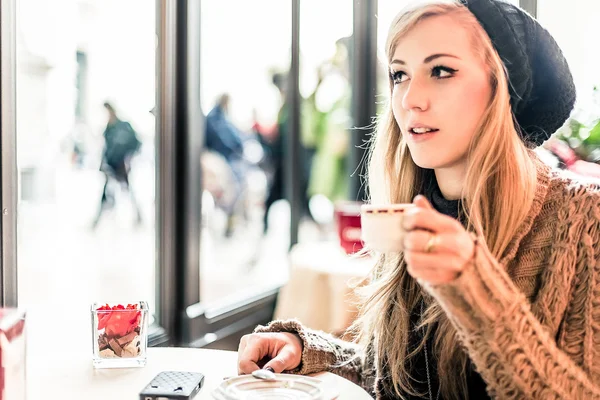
top-left (538, 0), bottom-right (600, 111)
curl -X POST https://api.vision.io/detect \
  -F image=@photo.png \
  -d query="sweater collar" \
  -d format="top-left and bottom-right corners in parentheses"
top-left (423, 173), bottom-right (462, 221)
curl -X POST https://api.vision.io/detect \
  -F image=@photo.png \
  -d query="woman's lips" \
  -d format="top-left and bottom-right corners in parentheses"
top-left (408, 129), bottom-right (439, 142)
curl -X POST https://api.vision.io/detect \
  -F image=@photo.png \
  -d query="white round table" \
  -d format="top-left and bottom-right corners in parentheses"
top-left (27, 347), bottom-right (372, 399)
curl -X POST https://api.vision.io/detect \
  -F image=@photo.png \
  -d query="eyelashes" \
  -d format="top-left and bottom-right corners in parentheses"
top-left (431, 65), bottom-right (458, 78)
top-left (390, 70), bottom-right (407, 84)
top-left (390, 65), bottom-right (458, 85)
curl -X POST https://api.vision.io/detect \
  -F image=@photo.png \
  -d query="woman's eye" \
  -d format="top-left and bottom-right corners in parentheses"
top-left (391, 71), bottom-right (408, 85)
top-left (432, 66), bottom-right (457, 79)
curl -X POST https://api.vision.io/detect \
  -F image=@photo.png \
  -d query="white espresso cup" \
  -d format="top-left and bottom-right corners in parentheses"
top-left (360, 203), bottom-right (416, 252)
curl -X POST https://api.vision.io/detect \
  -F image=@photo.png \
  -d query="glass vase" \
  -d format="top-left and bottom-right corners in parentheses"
top-left (91, 301), bottom-right (148, 368)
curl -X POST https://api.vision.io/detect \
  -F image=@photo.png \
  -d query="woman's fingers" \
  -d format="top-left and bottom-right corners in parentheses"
top-left (412, 195), bottom-right (434, 210)
top-left (403, 195), bottom-right (462, 234)
top-left (263, 347), bottom-right (299, 373)
top-left (403, 207), bottom-right (461, 234)
top-left (406, 263), bottom-right (460, 285)
top-left (237, 335), bottom-right (263, 374)
top-left (237, 333), bottom-right (303, 375)
top-left (404, 230), bottom-right (462, 255)
top-left (404, 250), bottom-right (466, 272)
top-left (401, 196), bottom-right (476, 285)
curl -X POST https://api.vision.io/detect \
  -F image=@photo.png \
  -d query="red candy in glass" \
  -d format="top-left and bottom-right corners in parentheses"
top-left (96, 304), bottom-right (141, 338)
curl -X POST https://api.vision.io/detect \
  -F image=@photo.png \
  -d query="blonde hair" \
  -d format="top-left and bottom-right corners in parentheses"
top-left (353, 1), bottom-right (538, 399)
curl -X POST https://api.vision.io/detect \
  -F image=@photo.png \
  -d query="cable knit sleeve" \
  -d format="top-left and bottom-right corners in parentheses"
top-left (253, 319), bottom-right (376, 396)
top-left (423, 189), bottom-right (600, 399)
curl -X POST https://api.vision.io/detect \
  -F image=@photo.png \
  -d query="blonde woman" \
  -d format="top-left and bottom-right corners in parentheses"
top-left (237, 0), bottom-right (600, 399)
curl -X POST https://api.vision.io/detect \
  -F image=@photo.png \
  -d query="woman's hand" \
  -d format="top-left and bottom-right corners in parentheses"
top-left (402, 195), bottom-right (476, 285)
top-left (237, 332), bottom-right (303, 375)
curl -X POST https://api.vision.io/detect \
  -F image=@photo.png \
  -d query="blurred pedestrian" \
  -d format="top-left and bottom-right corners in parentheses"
top-left (92, 102), bottom-right (143, 229)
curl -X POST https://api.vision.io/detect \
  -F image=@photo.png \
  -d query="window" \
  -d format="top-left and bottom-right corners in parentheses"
top-left (15, 0), bottom-right (158, 333)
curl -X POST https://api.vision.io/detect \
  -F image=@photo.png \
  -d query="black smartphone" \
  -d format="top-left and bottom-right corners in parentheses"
top-left (139, 371), bottom-right (205, 400)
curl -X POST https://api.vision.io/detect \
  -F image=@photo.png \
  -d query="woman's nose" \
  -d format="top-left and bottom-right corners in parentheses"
top-left (401, 79), bottom-right (429, 112)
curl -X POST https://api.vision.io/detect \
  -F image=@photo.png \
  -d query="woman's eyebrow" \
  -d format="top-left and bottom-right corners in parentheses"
top-left (390, 53), bottom-right (460, 66)
top-left (423, 53), bottom-right (460, 63)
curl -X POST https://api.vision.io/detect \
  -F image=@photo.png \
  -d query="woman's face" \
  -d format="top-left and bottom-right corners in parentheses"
top-left (390, 14), bottom-right (492, 170)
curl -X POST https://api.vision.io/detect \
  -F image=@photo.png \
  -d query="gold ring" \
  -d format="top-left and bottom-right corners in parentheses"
top-left (424, 233), bottom-right (440, 253)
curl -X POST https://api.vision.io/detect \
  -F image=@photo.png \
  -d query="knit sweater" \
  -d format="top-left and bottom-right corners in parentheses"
top-left (255, 160), bottom-right (600, 399)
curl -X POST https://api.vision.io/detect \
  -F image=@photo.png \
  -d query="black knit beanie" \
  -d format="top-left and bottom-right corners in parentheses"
top-left (461, 0), bottom-right (576, 146)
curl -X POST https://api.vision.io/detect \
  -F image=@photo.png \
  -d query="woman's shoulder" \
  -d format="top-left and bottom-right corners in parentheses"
top-left (547, 167), bottom-right (600, 197)
top-left (545, 167), bottom-right (600, 218)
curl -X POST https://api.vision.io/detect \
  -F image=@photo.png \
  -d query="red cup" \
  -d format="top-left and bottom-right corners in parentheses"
top-left (334, 201), bottom-right (364, 254)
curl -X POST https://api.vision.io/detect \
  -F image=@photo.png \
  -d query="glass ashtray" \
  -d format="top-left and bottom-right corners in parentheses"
top-left (213, 374), bottom-right (339, 400)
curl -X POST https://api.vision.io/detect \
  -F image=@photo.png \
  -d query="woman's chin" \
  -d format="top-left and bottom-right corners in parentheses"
top-left (411, 153), bottom-right (460, 171)
top-left (412, 157), bottom-right (444, 170)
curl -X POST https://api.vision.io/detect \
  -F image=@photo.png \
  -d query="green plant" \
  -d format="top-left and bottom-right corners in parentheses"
top-left (554, 86), bottom-right (600, 162)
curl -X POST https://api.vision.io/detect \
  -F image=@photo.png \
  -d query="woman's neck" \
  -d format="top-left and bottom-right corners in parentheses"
top-left (433, 164), bottom-right (466, 200)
